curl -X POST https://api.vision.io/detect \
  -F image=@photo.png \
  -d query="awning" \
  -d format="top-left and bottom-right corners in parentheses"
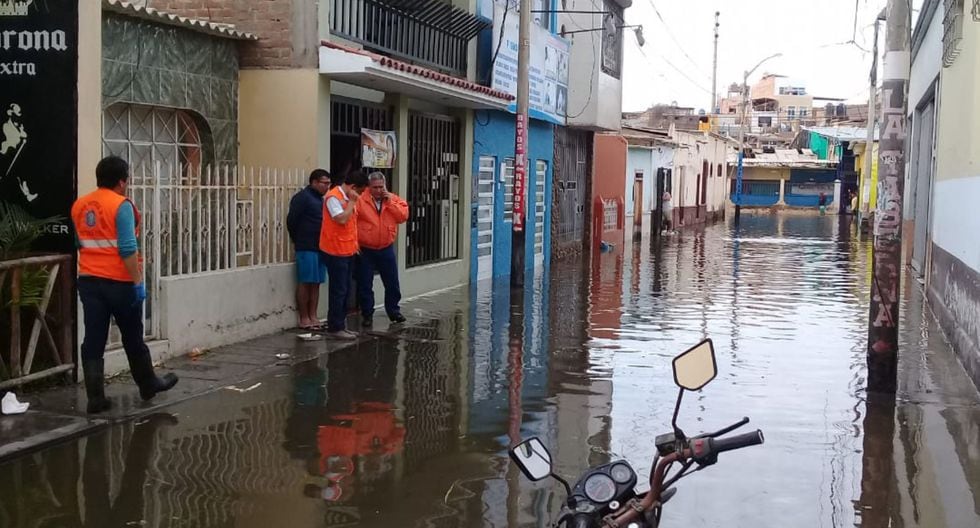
top-left (319, 41), bottom-right (513, 110)
top-left (384, 0), bottom-right (490, 40)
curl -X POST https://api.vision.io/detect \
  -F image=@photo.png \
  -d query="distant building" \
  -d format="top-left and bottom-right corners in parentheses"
top-left (622, 104), bottom-right (706, 131)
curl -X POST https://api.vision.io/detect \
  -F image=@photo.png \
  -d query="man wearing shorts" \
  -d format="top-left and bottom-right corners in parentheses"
top-left (288, 169), bottom-right (331, 329)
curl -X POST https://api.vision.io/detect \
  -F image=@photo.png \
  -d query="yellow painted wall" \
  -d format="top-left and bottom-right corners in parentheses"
top-left (854, 142), bottom-right (878, 211)
top-left (935, 17), bottom-right (979, 182)
top-left (239, 69), bottom-right (321, 169)
top-left (77, 0), bottom-right (102, 193)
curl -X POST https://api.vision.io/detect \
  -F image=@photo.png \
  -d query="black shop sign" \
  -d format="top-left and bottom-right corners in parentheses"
top-left (1, 0), bottom-right (78, 252)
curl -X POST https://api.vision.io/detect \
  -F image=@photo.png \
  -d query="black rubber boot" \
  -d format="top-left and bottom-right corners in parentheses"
top-left (82, 360), bottom-right (112, 414)
top-left (129, 349), bottom-right (179, 401)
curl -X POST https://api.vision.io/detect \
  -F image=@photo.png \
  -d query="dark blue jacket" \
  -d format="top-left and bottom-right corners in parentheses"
top-left (287, 186), bottom-right (324, 252)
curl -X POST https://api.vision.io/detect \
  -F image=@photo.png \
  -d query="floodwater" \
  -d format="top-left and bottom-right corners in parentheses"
top-left (1, 214), bottom-right (979, 528)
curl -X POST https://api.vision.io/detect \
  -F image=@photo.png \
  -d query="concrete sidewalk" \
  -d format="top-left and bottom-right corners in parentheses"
top-left (0, 328), bottom-right (362, 463)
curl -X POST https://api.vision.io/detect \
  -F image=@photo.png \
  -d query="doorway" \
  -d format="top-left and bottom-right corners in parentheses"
top-left (910, 98), bottom-right (936, 276)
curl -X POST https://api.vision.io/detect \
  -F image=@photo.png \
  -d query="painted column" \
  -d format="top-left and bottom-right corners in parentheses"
top-left (778, 179), bottom-right (786, 205)
top-left (392, 94), bottom-right (410, 274)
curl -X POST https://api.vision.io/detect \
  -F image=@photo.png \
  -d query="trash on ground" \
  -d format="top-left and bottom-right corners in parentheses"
top-left (296, 333), bottom-right (323, 341)
top-left (223, 382), bottom-right (262, 393)
top-left (188, 347), bottom-right (205, 359)
top-left (1, 392), bottom-right (29, 415)
top-left (275, 352), bottom-right (292, 360)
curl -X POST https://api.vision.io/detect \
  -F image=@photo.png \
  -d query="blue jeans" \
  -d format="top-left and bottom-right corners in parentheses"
top-left (78, 277), bottom-right (148, 363)
top-left (356, 245), bottom-right (402, 317)
top-left (323, 253), bottom-right (354, 332)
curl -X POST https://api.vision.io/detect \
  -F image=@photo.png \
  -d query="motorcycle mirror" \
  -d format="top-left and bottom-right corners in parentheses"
top-left (672, 338), bottom-right (717, 391)
top-left (509, 437), bottom-right (553, 482)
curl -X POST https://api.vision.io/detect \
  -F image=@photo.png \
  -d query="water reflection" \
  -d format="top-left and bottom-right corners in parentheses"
top-left (0, 215), bottom-right (978, 527)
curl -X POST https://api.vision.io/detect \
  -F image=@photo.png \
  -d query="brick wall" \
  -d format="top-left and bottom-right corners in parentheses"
top-left (143, 0), bottom-right (318, 69)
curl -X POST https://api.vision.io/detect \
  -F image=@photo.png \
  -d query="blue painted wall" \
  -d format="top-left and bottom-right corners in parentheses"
top-left (470, 110), bottom-right (554, 281)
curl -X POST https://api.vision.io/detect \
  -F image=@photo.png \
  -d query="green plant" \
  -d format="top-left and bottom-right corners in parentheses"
top-left (0, 200), bottom-right (64, 310)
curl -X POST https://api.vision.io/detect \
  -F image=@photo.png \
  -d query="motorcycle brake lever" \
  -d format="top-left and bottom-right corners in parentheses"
top-left (703, 417), bottom-right (749, 438)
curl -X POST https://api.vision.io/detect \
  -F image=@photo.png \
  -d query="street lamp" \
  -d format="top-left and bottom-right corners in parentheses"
top-left (734, 52), bottom-right (782, 224)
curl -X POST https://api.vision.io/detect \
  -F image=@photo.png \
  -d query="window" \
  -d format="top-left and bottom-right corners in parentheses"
top-left (534, 160), bottom-right (547, 255)
top-left (603, 199), bottom-right (619, 231)
top-left (786, 106), bottom-right (797, 118)
top-left (758, 116), bottom-right (773, 127)
top-left (778, 86), bottom-right (807, 96)
top-left (799, 106), bottom-right (810, 117)
top-left (476, 157), bottom-right (495, 258)
top-left (503, 158), bottom-right (515, 222)
top-left (102, 103), bottom-right (211, 181)
top-left (601, 1), bottom-right (623, 78)
top-left (943, 0), bottom-right (965, 66)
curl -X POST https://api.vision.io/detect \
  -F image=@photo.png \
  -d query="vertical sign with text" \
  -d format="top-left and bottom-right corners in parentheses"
top-left (513, 113), bottom-right (526, 231)
top-left (1, 0), bottom-right (79, 252)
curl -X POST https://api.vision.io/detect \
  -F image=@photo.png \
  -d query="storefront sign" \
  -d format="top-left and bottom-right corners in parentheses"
top-left (361, 129), bottom-right (396, 169)
top-left (0, 0), bottom-right (78, 252)
top-left (489, 3), bottom-right (570, 125)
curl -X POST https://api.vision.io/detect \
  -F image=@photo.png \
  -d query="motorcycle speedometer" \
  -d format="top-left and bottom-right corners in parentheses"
top-left (610, 463), bottom-right (633, 484)
top-left (583, 473), bottom-right (617, 503)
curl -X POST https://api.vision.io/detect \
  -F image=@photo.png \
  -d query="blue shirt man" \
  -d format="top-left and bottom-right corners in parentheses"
top-left (287, 169), bottom-right (331, 329)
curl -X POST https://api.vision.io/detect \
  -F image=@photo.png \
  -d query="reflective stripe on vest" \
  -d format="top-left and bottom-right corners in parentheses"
top-left (319, 187), bottom-right (359, 257)
top-left (71, 188), bottom-right (139, 282)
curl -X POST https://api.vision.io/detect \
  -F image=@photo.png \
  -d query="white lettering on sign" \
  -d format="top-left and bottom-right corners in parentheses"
top-left (0, 61), bottom-right (36, 75)
top-left (0, 30), bottom-right (68, 52)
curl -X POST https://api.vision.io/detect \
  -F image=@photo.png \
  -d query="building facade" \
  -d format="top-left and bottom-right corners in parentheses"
top-left (909, 0), bottom-right (980, 388)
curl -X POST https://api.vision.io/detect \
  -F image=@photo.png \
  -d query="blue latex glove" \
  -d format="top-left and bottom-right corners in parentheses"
top-left (133, 283), bottom-right (147, 306)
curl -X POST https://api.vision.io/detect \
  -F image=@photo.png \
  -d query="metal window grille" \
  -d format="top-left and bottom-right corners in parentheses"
top-left (534, 160), bottom-right (547, 255)
top-left (503, 158), bottom-right (515, 223)
top-left (407, 112), bottom-right (461, 267)
top-left (103, 103), bottom-right (212, 179)
top-left (944, 0), bottom-right (965, 67)
top-left (331, 97), bottom-right (394, 137)
top-left (329, 0), bottom-right (478, 75)
top-left (602, 199), bottom-right (619, 231)
top-left (476, 156), bottom-right (495, 258)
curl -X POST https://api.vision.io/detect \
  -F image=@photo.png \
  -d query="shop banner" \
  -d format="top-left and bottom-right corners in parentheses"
top-left (1, 0), bottom-right (79, 252)
top-left (361, 129), bottom-right (396, 169)
top-left (489, 3), bottom-right (570, 125)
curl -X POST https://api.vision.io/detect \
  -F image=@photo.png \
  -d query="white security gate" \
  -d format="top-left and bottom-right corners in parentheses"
top-left (534, 160), bottom-right (547, 259)
top-left (476, 156), bottom-right (495, 280)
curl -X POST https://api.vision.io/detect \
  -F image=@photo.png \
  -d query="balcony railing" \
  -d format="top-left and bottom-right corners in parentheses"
top-left (330, 0), bottom-right (488, 77)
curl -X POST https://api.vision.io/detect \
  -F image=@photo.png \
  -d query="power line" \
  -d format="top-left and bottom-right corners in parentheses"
top-left (644, 0), bottom-right (713, 81)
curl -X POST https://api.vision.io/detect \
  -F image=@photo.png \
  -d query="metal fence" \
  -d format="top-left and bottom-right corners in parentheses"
top-left (123, 164), bottom-right (305, 341)
top-left (407, 112), bottom-right (461, 268)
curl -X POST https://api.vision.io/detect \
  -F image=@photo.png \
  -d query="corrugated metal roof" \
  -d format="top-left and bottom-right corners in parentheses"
top-left (728, 148), bottom-right (837, 168)
top-left (804, 125), bottom-right (879, 142)
top-left (103, 0), bottom-right (258, 41)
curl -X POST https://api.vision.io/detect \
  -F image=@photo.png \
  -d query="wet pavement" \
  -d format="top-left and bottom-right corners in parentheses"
top-left (1, 213), bottom-right (978, 528)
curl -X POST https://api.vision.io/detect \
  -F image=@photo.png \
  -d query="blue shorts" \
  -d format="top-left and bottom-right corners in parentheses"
top-left (296, 251), bottom-right (326, 284)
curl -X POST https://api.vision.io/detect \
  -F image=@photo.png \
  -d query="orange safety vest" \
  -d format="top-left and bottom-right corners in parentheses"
top-left (71, 188), bottom-right (141, 282)
top-left (356, 190), bottom-right (409, 250)
top-left (320, 186), bottom-right (359, 257)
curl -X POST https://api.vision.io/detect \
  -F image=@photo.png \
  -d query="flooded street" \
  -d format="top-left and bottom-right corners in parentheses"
top-left (1, 215), bottom-right (978, 528)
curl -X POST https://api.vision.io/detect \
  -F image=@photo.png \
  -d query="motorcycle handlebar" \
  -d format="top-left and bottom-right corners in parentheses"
top-left (713, 430), bottom-right (765, 454)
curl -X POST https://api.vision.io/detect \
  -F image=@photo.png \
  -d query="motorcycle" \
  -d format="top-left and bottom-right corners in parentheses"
top-left (509, 338), bottom-right (765, 528)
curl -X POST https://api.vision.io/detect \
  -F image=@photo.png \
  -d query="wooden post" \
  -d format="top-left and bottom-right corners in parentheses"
top-left (9, 267), bottom-right (22, 378)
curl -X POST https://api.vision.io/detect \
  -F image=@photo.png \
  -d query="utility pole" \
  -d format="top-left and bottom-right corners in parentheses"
top-left (867, 0), bottom-right (910, 395)
top-left (711, 11), bottom-right (719, 114)
top-left (860, 10), bottom-right (886, 227)
top-left (735, 53), bottom-right (781, 225)
top-left (510, 0), bottom-right (531, 288)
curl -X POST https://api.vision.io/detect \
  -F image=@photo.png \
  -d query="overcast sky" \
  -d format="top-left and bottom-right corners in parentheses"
top-left (621, 0), bottom-right (923, 112)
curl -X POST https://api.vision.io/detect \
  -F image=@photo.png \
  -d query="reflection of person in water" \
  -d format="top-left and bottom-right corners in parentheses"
top-left (81, 414), bottom-right (177, 527)
top-left (283, 361), bottom-right (328, 460)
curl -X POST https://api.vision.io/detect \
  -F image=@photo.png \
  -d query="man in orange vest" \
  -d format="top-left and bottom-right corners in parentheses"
top-left (355, 172), bottom-right (409, 327)
top-left (71, 156), bottom-right (178, 414)
top-left (320, 170), bottom-right (368, 339)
